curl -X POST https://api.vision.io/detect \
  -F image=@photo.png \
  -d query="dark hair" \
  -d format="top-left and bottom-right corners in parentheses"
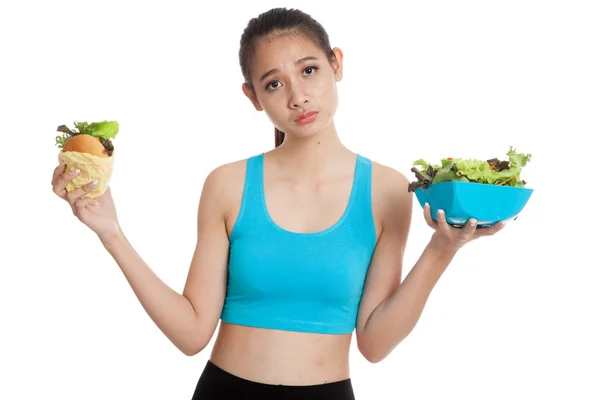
top-left (239, 8), bottom-right (336, 147)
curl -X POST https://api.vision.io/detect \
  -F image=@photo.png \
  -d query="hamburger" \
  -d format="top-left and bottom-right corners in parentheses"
top-left (55, 120), bottom-right (119, 198)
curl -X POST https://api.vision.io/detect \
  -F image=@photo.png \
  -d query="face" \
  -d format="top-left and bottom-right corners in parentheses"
top-left (242, 32), bottom-right (343, 141)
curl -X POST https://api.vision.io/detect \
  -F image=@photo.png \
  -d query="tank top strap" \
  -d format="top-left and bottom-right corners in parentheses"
top-left (229, 153), bottom-right (268, 240)
top-left (345, 154), bottom-right (376, 241)
top-left (243, 153), bottom-right (265, 207)
top-left (352, 154), bottom-right (373, 210)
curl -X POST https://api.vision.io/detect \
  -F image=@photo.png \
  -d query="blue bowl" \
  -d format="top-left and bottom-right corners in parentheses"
top-left (414, 181), bottom-right (534, 227)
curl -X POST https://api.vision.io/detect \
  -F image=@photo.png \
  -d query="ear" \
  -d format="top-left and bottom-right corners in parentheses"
top-left (331, 47), bottom-right (344, 82)
top-left (242, 83), bottom-right (263, 111)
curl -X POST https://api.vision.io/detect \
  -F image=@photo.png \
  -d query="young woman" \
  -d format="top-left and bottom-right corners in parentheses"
top-left (51, 8), bottom-right (505, 400)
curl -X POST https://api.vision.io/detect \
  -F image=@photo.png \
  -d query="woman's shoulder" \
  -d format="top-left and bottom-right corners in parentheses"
top-left (206, 157), bottom-right (248, 180)
top-left (203, 156), bottom-right (252, 195)
top-left (199, 155), bottom-right (255, 217)
top-left (367, 157), bottom-right (410, 195)
top-left (366, 157), bottom-right (413, 218)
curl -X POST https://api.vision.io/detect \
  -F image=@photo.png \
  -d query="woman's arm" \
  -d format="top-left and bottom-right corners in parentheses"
top-left (101, 165), bottom-right (233, 356)
top-left (355, 166), bottom-right (504, 363)
top-left (355, 228), bottom-right (455, 363)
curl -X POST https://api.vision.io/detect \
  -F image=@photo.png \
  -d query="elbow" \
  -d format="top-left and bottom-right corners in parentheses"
top-left (176, 329), bottom-right (212, 357)
top-left (357, 329), bottom-right (408, 363)
top-left (356, 320), bottom-right (414, 363)
top-left (357, 337), bottom-right (387, 364)
top-left (360, 348), bottom-right (386, 364)
top-left (179, 340), bottom-right (208, 357)
top-left (182, 346), bottom-right (204, 357)
top-left (363, 352), bottom-right (385, 364)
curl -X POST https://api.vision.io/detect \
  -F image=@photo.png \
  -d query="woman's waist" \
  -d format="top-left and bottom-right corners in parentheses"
top-left (208, 321), bottom-right (352, 386)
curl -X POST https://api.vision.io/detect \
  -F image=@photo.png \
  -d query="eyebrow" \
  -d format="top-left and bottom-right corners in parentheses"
top-left (259, 56), bottom-right (320, 83)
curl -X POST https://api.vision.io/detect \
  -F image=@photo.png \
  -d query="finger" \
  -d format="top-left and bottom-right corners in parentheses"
top-left (72, 197), bottom-right (99, 219)
top-left (74, 197), bottom-right (99, 211)
top-left (51, 162), bottom-right (67, 185)
top-left (459, 218), bottom-right (478, 241)
top-left (436, 209), bottom-right (452, 236)
top-left (476, 220), bottom-right (506, 237)
top-left (66, 180), bottom-right (98, 204)
top-left (423, 203), bottom-right (437, 230)
top-left (53, 168), bottom-right (80, 199)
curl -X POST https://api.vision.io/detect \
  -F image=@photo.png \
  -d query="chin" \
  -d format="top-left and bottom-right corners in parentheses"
top-left (287, 127), bottom-right (322, 142)
top-left (286, 115), bottom-right (333, 140)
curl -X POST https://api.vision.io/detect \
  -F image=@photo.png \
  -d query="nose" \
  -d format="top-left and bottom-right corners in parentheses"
top-left (287, 80), bottom-right (309, 108)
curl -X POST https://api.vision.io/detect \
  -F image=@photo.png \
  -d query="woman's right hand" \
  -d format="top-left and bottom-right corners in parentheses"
top-left (52, 162), bottom-right (121, 242)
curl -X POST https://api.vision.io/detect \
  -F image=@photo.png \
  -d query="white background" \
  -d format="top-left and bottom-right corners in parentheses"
top-left (2, 0), bottom-right (598, 399)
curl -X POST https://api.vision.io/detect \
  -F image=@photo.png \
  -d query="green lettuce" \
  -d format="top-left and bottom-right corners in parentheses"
top-left (408, 146), bottom-right (532, 192)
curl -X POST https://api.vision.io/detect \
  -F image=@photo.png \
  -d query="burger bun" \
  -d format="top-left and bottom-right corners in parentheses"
top-left (62, 134), bottom-right (109, 158)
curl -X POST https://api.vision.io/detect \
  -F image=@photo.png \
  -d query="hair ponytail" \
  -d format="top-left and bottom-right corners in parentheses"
top-left (274, 127), bottom-right (285, 147)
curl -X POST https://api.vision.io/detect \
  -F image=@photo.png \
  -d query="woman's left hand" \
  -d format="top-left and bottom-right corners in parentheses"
top-left (423, 202), bottom-right (506, 255)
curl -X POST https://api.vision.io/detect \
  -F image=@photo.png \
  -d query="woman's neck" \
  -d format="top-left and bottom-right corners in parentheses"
top-left (269, 122), bottom-right (354, 178)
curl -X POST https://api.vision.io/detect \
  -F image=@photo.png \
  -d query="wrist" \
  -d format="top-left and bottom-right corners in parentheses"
top-left (426, 234), bottom-right (458, 263)
top-left (99, 225), bottom-right (126, 250)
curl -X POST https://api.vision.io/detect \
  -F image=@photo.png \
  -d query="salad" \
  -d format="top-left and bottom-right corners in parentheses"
top-left (408, 146), bottom-right (532, 192)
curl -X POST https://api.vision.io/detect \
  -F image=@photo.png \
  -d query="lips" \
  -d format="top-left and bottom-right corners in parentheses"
top-left (295, 111), bottom-right (318, 124)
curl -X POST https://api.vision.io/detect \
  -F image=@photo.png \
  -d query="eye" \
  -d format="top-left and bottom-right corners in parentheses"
top-left (304, 66), bottom-right (319, 75)
top-left (266, 81), bottom-right (281, 90)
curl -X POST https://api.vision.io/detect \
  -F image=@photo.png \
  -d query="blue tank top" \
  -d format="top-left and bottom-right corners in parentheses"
top-left (220, 153), bottom-right (377, 335)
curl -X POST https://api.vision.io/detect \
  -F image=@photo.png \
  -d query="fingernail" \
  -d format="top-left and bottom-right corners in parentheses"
top-left (424, 202), bottom-right (429, 208)
top-left (437, 209), bottom-right (444, 215)
top-left (469, 219), bottom-right (477, 226)
top-left (501, 221), bottom-right (506, 227)
top-left (91, 180), bottom-right (98, 186)
top-left (74, 169), bottom-right (80, 174)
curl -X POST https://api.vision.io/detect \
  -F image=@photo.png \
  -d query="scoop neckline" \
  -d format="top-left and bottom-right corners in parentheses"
top-left (258, 153), bottom-right (360, 236)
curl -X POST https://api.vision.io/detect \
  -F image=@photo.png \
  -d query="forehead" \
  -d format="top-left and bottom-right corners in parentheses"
top-left (252, 33), bottom-right (324, 74)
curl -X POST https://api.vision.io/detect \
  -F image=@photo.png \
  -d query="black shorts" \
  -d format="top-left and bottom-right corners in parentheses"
top-left (191, 360), bottom-right (356, 400)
